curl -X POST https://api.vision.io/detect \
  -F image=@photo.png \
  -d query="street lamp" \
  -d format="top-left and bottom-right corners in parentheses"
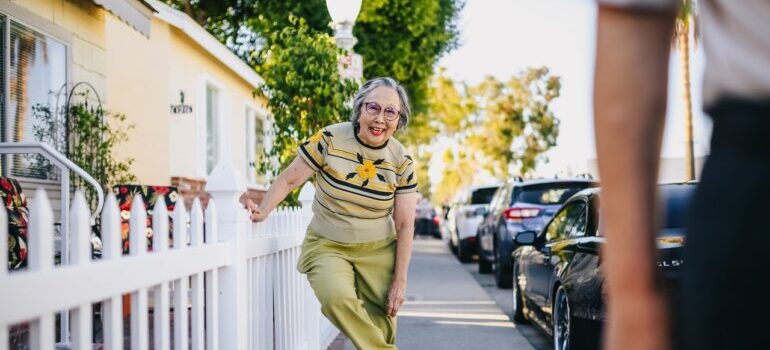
top-left (326, 0), bottom-right (362, 51)
top-left (326, 0), bottom-right (363, 80)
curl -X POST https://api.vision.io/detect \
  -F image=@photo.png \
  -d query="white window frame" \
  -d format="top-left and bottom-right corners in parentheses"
top-left (243, 102), bottom-right (271, 187)
top-left (0, 1), bottom-right (72, 182)
top-left (196, 74), bottom-right (227, 177)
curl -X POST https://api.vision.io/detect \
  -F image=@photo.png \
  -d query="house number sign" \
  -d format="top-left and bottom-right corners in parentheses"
top-left (171, 91), bottom-right (193, 114)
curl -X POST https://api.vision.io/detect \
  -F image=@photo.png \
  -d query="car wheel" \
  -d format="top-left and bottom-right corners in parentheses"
top-left (494, 246), bottom-right (512, 289)
top-left (457, 240), bottom-right (473, 263)
top-left (554, 286), bottom-right (578, 350)
top-left (512, 264), bottom-right (527, 323)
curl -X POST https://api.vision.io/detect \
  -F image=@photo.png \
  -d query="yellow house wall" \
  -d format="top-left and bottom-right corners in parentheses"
top-left (106, 14), bottom-right (264, 185)
top-left (7, 0), bottom-right (264, 186)
top-left (105, 15), bottom-right (171, 185)
top-left (166, 26), bottom-right (263, 181)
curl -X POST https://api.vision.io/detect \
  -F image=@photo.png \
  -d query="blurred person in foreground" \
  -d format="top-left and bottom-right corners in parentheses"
top-left (593, 1), bottom-right (770, 350)
top-left (246, 77), bottom-right (418, 349)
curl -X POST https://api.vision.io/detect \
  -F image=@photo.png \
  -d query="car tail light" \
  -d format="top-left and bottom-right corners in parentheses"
top-left (433, 216), bottom-right (440, 226)
top-left (504, 207), bottom-right (541, 223)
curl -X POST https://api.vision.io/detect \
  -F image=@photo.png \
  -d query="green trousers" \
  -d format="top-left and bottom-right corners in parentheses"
top-left (298, 230), bottom-right (397, 350)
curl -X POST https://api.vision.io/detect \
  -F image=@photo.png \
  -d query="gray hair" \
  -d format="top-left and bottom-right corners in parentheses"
top-left (350, 77), bottom-right (411, 131)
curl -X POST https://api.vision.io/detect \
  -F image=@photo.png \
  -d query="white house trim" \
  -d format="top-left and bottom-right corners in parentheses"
top-left (92, 0), bottom-right (155, 37)
top-left (196, 74), bottom-right (228, 178)
top-left (243, 101), bottom-right (272, 188)
top-left (147, 0), bottom-right (264, 89)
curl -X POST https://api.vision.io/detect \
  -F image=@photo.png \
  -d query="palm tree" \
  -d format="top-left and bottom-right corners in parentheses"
top-left (676, 0), bottom-right (698, 181)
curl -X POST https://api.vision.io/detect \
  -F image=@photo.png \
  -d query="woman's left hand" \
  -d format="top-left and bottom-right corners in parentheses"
top-left (387, 278), bottom-right (407, 317)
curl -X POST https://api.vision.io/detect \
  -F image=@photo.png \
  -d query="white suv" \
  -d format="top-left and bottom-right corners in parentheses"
top-left (447, 184), bottom-right (500, 262)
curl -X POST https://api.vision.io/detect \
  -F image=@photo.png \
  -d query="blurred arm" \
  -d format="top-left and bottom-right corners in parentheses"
top-left (593, 5), bottom-right (675, 350)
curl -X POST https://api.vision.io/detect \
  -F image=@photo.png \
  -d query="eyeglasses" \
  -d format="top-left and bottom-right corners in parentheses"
top-left (364, 102), bottom-right (400, 121)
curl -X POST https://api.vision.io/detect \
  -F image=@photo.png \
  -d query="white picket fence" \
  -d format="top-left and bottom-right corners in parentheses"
top-left (0, 163), bottom-right (339, 350)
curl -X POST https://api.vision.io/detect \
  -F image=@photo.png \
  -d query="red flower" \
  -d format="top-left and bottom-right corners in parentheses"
top-left (119, 200), bottom-right (132, 211)
top-left (18, 246), bottom-right (27, 262)
top-left (0, 178), bottom-right (11, 192)
top-left (153, 187), bottom-right (170, 196)
top-left (119, 187), bottom-right (128, 194)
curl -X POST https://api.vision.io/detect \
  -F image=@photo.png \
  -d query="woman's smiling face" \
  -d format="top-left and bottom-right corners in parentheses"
top-left (357, 86), bottom-right (401, 147)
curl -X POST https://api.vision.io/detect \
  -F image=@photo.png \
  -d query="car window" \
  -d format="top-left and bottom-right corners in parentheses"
top-left (488, 186), bottom-right (505, 212)
top-left (495, 185), bottom-right (512, 212)
top-left (569, 205), bottom-right (588, 238)
top-left (471, 187), bottom-right (498, 205)
top-left (591, 185), bottom-right (695, 237)
top-left (545, 202), bottom-right (586, 242)
top-left (515, 182), bottom-right (594, 205)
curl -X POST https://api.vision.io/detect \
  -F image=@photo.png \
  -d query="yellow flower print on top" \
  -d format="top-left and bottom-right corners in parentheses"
top-left (346, 153), bottom-right (387, 187)
top-left (357, 160), bottom-right (377, 180)
top-left (308, 131), bottom-right (324, 143)
top-left (303, 129), bottom-right (333, 154)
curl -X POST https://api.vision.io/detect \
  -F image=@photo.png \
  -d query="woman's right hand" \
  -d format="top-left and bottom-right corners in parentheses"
top-left (245, 199), bottom-right (268, 222)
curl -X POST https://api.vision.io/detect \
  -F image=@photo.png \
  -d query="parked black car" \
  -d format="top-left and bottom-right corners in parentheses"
top-left (477, 179), bottom-right (597, 288)
top-left (510, 183), bottom-right (694, 350)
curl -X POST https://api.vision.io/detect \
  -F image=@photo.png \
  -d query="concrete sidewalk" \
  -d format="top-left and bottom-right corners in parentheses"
top-left (333, 237), bottom-right (534, 350)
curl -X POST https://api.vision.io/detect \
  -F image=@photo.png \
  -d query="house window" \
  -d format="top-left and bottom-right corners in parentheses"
top-left (1, 14), bottom-right (67, 180)
top-left (245, 106), bottom-right (267, 186)
top-left (205, 84), bottom-right (219, 174)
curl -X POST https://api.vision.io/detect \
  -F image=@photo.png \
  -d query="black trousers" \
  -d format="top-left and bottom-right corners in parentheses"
top-left (679, 99), bottom-right (770, 350)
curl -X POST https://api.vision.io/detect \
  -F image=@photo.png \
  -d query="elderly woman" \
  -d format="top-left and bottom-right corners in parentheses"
top-left (248, 77), bottom-right (418, 349)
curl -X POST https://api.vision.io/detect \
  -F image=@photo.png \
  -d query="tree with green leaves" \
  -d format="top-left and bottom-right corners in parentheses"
top-left (162, 0), bottom-right (462, 117)
top-left (433, 147), bottom-right (477, 205)
top-left (161, 0), bottom-right (463, 204)
top-left (254, 17), bottom-right (359, 204)
top-left (402, 69), bottom-right (475, 203)
top-left (468, 67), bottom-right (561, 178)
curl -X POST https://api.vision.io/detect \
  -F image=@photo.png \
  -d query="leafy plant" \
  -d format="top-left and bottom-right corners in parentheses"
top-left (30, 102), bottom-right (67, 180)
top-left (253, 17), bottom-right (358, 204)
top-left (66, 95), bottom-right (136, 206)
top-left (32, 92), bottom-right (136, 207)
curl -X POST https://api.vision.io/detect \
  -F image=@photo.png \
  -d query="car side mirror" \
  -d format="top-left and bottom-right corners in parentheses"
top-left (515, 230), bottom-right (537, 245)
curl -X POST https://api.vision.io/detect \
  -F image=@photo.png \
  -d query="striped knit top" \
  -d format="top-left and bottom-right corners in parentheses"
top-left (298, 122), bottom-right (418, 243)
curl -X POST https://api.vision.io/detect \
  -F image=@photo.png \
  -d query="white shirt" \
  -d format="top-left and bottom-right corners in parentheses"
top-left (599, 0), bottom-right (770, 106)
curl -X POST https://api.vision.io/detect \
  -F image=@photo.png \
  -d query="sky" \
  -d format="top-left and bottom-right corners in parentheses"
top-left (430, 0), bottom-right (711, 186)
